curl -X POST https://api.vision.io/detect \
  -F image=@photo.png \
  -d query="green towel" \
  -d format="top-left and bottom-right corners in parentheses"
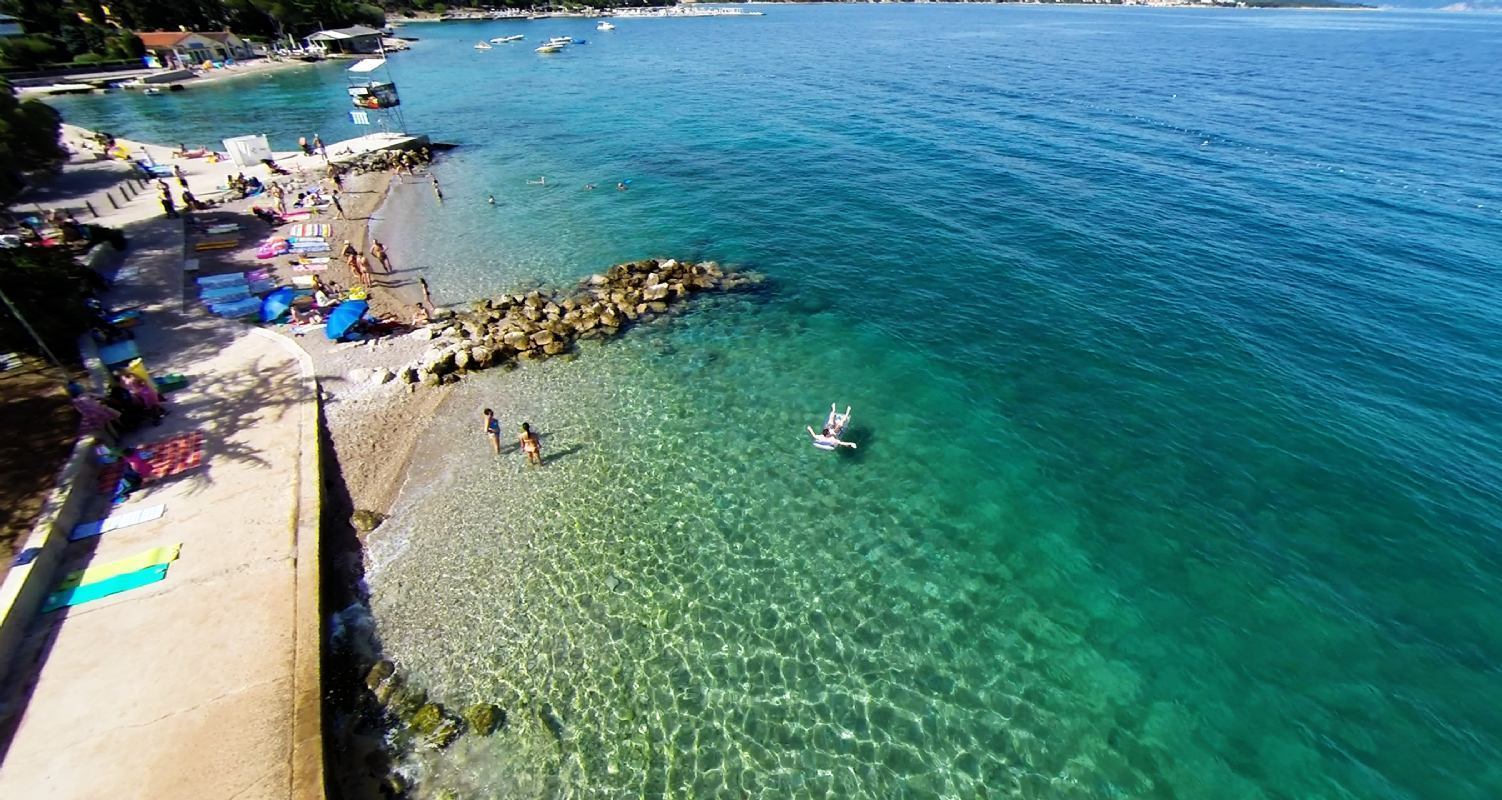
top-left (42, 564), bottom-right (169, 613)
top-left (54, 543), bottom-right (181, 591)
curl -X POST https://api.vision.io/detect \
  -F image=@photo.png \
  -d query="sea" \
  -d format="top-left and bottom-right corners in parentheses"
top-left (47, 5), bottom-right (1502, 798)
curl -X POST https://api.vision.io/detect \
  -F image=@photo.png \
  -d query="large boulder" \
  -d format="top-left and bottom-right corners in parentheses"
top-left (642, 283), bottom-right (670, 302)
top-left (469, 346), bottom-right (493, 368)
top-left (543, 340), bottom-right (566, 355)
top-left (502, 330), bottom-right (530, 350)
top-left (453, 349), bottom-right (472, 371)
top-left (530, 329), bottom-right (556, 347)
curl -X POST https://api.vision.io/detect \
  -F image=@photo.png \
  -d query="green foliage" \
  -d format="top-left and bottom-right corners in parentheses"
top-left (0, 245), bottom-right (95, 362)
top-left (71, 52), bottom-right (112, 64)
top-left (0, 35), bottom-right (66, 69)
top-left (0, 78), bottom-right (66, 207)
top-left (429, 2), bottom-right (446, 15)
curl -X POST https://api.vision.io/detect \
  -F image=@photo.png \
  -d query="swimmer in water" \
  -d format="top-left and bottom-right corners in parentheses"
top-left (488, 194), bottom-right (496, 205)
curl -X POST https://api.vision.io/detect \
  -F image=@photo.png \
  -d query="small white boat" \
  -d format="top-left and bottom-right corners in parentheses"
top-left (535, 43), bottom-right (564, 54)
top-left (596, 22), bottom-right (615, 31)
top-left (545, 36), bottom-right (574, 46)
top-left (489, 35), bottom-right (524, 44)
top-left (473, 41), bottom-right (492, 50)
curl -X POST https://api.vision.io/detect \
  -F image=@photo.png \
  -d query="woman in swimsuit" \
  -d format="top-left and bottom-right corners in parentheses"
top-left (519, 422), bottom-right (543, 466)
top-left (482, 408), bottom-right (501, 455)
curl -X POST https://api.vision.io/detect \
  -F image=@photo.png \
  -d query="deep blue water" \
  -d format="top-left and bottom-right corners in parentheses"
top-left (51, 6), bottom-right (1502, 798)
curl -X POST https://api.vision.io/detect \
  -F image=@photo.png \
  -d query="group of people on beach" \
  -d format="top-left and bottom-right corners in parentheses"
top-left (482, 409), bottom-right (544, 466)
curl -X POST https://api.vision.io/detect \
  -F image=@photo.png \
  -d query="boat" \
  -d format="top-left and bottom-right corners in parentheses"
top-left (545, 36), bottom-right (574, 46)
top-left (489, 35), bottom-right (525, 44)
top-left (597, 21), bottom-right (616, 30)
top-left (535, 43), bottom-right (564, 54)
top-left (473, 41), bottom-right (492, 50)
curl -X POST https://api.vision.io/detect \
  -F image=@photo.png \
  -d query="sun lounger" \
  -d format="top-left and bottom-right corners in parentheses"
top-left (200, 284), bottom-right (249, 302)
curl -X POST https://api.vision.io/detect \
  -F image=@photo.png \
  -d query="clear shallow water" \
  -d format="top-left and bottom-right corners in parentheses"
top-left (54, 6), bottom-right (1502, 798)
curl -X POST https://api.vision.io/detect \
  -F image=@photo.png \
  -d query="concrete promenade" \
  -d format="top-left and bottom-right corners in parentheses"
top-left (0, 135), bottom-right (324, 797)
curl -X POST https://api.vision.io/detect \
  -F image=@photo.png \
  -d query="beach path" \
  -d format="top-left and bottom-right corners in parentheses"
top-left (0, 132), bottom-right (323, 798)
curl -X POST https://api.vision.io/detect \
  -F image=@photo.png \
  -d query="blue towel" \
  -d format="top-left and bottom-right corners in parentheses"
top-left (97, 340), bottom-right (140, 366)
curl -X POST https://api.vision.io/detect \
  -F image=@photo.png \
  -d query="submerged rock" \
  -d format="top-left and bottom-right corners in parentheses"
top-left (387, 684), bottom-right (427, 721)
top-left (364, 660), bottom-right (395, 691)
top-left (463, 703), bottom-right (505, 736)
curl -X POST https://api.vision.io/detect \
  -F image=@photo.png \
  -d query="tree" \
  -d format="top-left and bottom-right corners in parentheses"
top-left (0, 77), bottom-right (67, 206)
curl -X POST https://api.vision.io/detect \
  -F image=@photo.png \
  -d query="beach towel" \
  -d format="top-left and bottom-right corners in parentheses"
top-left (290, 259), bottom-right (331, 273)
top-left (210, 297), bottom-right (261, 318)
top-left (97, 340), bottom-right (140, 367)
top-left (282, 210), bottom-right (314, 220)
top-left (96, 431), bottom-right (206, 494)
top-left (286, 223), bottom-right (331, 238)
top-left (197, 273), bottom-right (249, 288)
top-left (204, 223), bottom-right (240, 235)
top-left (287, 236), bottom-right (326, 245)
top-left (292, 275), bottom-right (317, 288)
top-left (55, 543), bottom-right (181, 591)
top-left (70, 504), bottom-right (167, 543)
top-left (194, 239), bottom-right (238, 252)
top-left (248, 278), bottom-right (276, 295)
top-left (200, 285), bottom-right (249, 302)
top-left (245, 268), bottom-right (272, 282)
top-left (41, 564), bottom-right (170, 613)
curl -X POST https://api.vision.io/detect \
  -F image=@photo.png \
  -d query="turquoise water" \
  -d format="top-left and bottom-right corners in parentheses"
top-left (53, 7), bottom-right (1502, 798)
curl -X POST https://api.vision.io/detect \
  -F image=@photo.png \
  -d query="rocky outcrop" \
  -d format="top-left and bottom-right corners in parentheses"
top-left (409, 259), bottom-right (764, 384)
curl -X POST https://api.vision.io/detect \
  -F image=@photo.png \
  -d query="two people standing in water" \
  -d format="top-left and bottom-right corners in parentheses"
top-left (481, 409), bottom-right (544, 466)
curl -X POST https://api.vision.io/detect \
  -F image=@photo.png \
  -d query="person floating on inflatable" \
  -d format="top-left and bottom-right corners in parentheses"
top-left (808, 403), bottom-right (857, 450)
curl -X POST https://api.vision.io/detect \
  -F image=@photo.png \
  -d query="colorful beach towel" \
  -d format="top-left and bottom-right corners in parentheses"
top-left (96, 431), bottom-right (206, 494)
top-left (194, 239), bottom-right (238, 252)
top-left (70, 503), bottom-right (167, 541)
top-left (285, 223), bottom-right (331, 238)
top-left (41, 564), bottom-right (170, 613)
top-left (55, 543), bottom-right (181, 592)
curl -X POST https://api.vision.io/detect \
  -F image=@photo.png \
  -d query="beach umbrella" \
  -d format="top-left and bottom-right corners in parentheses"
top-left (325, 300), bottom-right (369, 341)
top-left (260, 287), bottom-right (295, 322)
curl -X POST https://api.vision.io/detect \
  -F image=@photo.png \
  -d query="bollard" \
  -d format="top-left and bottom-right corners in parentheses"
top-left (107, 192), bottom-right (119, 209)
top-left (86, 200), bottom-right (98, 218)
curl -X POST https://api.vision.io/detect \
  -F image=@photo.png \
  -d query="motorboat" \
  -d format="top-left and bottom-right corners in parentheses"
top-left (473, 41), bottom-right (492, 50)
top-left (489, 35), bottom-right (525, 44)
top-left (596, 21), bottom-right (616, 30)
top-left (545, 36), bottom-right (574, 46)
top-left (535, 43), bottom-right (564, 53)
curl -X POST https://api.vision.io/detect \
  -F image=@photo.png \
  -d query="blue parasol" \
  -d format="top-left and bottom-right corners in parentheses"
top-left (259, 287), bottom-right (296, 322)
top-left (325, 300), bottom-right (369, 341)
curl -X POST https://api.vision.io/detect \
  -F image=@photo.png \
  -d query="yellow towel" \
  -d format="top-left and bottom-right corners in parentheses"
top-left (55, 543), bottom-right (182, 591)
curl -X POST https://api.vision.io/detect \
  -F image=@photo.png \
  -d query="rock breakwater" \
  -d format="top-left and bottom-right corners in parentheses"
top-left (405, 258), bottom-right (764, 385)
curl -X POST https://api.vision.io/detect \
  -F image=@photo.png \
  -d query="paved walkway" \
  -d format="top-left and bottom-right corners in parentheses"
top-left (0, 135), bottom-right (323, 798)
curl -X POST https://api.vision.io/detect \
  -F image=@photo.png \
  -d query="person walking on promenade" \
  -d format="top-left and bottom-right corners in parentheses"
top-left (370, 240), bottom-right (392, 273)
top-left (353, 254), bottom-right (372, 287)
top-left (340, 240), bottom-right (358, 269)
top-left (313, 133), bottom-right (326, 160)
top-left (330, 191), bottom-right (347, 220)
top-left (482, 408), bottom-right (502, 455)
top-left (299, 136), bottom-right (311, 156)
top-left (519, 422), bottom-right (543, 466)
top-left (159, 190), bottom-right (179, 219)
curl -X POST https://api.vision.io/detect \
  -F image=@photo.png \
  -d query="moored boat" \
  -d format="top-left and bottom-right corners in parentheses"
top-left (597, 21), bottom-right (616, 31)
top-left (473, 41), bottom-right (492, 50)
top-left (489, 35), bottom-right (525, 44)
